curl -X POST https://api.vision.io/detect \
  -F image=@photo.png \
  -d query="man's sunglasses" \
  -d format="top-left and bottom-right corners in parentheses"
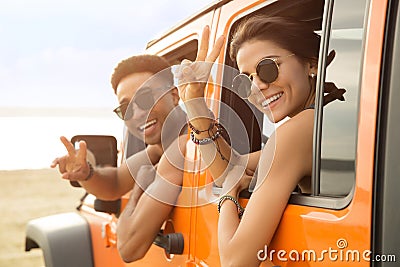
top-left (231, 54), bottom-right (295, 99)
top-left (113, 86), bottom-right (170, 120)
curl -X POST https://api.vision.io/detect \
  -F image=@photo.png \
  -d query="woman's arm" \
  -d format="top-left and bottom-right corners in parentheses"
top-left (193, 121), bottom-right (261, 186)
top-left (177, 27), bottom-right (260, 186)
top-left (218, 111), bottom-right (314, 266)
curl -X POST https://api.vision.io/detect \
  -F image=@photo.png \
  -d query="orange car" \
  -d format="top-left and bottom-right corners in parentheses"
top-left (25, 0), bottom-right (400, 266)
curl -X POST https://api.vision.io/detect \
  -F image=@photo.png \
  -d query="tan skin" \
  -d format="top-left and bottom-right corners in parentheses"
top-left (177, 26), bottom-right (342, 266)
top-left (51, 71), bottom-right (187, 262)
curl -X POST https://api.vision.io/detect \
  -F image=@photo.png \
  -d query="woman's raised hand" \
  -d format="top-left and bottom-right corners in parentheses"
top-left (176, 26), bottom-right (225, 103)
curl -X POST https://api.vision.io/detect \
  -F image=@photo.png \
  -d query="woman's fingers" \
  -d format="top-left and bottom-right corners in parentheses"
top-left (176, 25), bottom-right (225, 102)
top-left (196, 26), bottom-right (225, 63)
top-left (323, 88), bottom-right (346, 105)
top-left (181, 59), bottom-right (197, 81)
top-left (323, 82), bottom-right (346, 105)
top-left (205, 35), bottom-right (225, 63)
top-left (196, 25), bottom-right (210, 61)
top-left (327, 49), bottom-right (336, 66)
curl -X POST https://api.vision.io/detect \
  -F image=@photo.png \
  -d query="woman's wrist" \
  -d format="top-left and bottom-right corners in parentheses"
top-left (185, 97), bottom-right (212, 120)
top-left (220, 181), bottom-right (239, 198)
top-left (189, 118), bottom-right (215, 139)
top-left (185, 97), bottom-right (216, 139)
top-left (218, 194), bottom-right (244, 218)
top-left (225, 189), bottom-right (239, 199)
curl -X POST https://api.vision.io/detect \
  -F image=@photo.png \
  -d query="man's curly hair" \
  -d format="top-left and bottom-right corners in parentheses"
top-left (111, 54), bottom-right (172, 94)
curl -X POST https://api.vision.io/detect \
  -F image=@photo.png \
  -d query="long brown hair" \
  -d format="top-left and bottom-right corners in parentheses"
top-left (229, 16), bottom-right (320, 64)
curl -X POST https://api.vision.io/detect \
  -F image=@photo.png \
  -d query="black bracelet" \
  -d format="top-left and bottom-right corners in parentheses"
top-left (190, 126), bottom-right (222, 145)
top-left (187, 109), bottom-right (216, 134)
top-left (84, 161), bottom-right (94, 181)
top-left (188, 120), bottom-right (215, 134)
top-left (218, 195), bottom-right (245, 219)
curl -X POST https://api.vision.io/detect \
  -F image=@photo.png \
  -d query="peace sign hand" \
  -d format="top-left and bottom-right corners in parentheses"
top-left (50, 136), bottom-right (90, 181)
top-left (176, 26), bottom-right (225, 103)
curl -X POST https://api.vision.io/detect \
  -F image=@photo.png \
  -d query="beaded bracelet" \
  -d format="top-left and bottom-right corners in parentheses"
top-left (218, 195), bottom-right (245, 219)
top-left (84, 161), bottom-right (94, 181)
top-left (190, 122), bottom-right (224, 145)
top-left (188, 120), bottom-right (215, 134)
top-left (190, 127), bottom-right (221, 145)
top-left (187, 109), bottom-right (215, 134)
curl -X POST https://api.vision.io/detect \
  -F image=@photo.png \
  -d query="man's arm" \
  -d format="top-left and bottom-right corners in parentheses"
top-left (51, 136), bottom-right (161, 200)
top-left (116, 135), bottom-right (186, 262)
top-left (78, 162), bottom-right (133, 200)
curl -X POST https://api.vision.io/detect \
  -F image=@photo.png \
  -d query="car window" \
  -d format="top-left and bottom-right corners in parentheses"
top-left (319, 0), bottom-right (367, 197)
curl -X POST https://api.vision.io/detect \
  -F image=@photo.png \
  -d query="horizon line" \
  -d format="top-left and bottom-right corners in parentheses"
top-left (0, 106), bottom-right (115, 117)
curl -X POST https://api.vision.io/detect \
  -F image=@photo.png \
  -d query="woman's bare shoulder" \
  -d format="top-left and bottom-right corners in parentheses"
top-left (276, 109), bottom-right (314, 138)
top-left (255, 110), bottom-right (314, 189)
top-left (268, 109), bottom-right (314, 163)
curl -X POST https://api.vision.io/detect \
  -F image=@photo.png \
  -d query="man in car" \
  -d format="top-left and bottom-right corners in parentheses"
top-left (51, 54), bottom-right (188, 262)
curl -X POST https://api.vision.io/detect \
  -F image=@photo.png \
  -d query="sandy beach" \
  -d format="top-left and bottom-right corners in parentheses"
top-left (0, 168), bottom-right (85, 267)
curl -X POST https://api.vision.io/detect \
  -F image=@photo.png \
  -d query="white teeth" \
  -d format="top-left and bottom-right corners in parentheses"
top-left (139, 119), bottom-right (157, 131)
top-left (261, 93), bottom-right (283, 108)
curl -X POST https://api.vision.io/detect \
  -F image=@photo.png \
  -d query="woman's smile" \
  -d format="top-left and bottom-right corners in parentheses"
top-left (260, 92), bottom-right (283, 110)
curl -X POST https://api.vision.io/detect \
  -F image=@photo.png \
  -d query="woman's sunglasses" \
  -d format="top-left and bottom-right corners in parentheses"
top-left (231, 54), bottom-right (295, 99)
top-left (113, 85), bottom-right (171, 120)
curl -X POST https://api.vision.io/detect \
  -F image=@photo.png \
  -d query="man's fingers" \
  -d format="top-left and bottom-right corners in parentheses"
top-left (77, 141), bottom-right (88, 163)
top-left (196, 25), bottom-right (210, 61)
top-left (60, 136), bottom-right (76, 156)
top-left (205, 35), bottom-right (225, 63)
top-left (50, 158), bottom-right (58, 168)
top-left (56, 157), bottom-right (67, 174)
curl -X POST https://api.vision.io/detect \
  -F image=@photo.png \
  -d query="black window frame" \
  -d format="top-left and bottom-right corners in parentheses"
top-left (371, 0), bottom-right (400, 264)
top-left (290, 0), bottom-right (369, 209)
top-left (213, 0), bottom-right (325, 196)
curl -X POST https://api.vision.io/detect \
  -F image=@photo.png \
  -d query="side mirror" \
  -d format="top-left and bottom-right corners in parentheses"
top-left (69, 135), bottom-right (118, 187)
top-left (70, 135), bottom-right (122, 216)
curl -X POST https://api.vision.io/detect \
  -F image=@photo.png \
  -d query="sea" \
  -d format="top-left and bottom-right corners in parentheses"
top-left (0, 107), bottom-right (123, 170)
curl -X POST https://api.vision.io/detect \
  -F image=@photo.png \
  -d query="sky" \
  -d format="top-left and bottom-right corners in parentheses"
top-left (0, 0), bottom-right (214, 170)
top-left (0, 0), bottom-right (214, 110)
